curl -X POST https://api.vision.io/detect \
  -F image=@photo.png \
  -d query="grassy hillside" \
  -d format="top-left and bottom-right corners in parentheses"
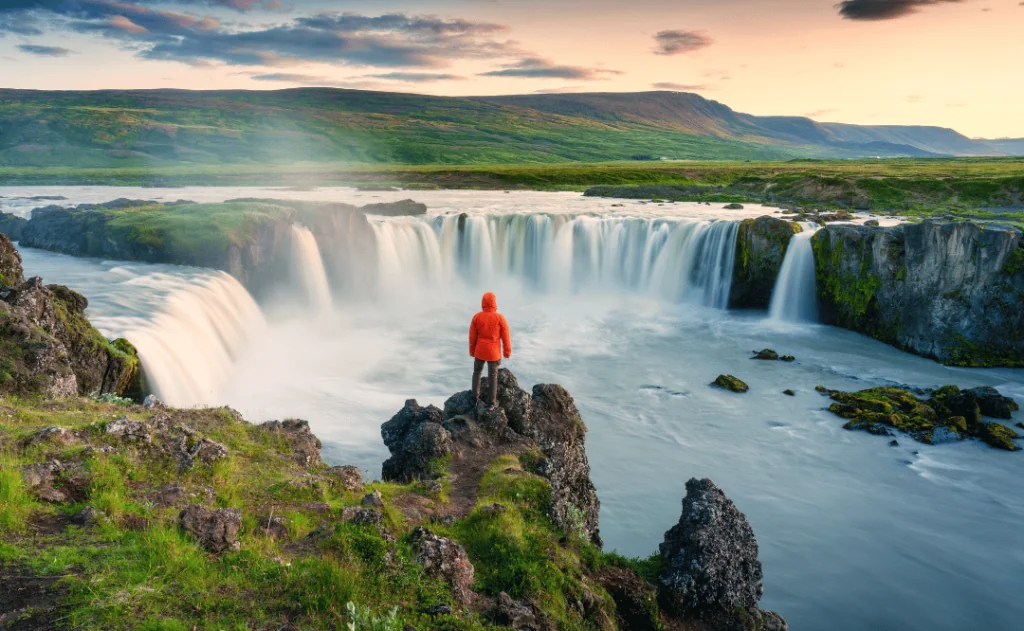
top-left (0, 88), bottom-right (1015, 170)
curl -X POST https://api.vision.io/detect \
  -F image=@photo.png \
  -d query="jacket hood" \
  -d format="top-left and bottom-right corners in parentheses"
top-left (481, 292), bottom-right (497, 312)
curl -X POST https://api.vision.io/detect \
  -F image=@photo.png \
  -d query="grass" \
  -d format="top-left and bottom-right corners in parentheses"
top-left (0, 395), bottom-right (657, 631)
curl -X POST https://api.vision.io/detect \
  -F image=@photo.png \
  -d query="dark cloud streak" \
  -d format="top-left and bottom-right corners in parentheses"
top-left (837, 0), bottom-right (963, 21)
top-left (653, 30), bottom-right (712, 55)
top-left (480, 57), bottom-right (621, 80)
top-left (17, 44), bottom-right (72, 56)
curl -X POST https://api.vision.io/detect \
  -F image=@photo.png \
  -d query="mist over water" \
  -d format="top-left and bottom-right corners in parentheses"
top-left (13, 188), bottom-right (1024, 631)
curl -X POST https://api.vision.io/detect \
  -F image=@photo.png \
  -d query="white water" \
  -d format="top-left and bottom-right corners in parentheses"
top-left (769, 228), bottom-right (820, 323)
top-left (371, 214), bottom-right (739, 308)
top-left (11, 187), bottom-right (1024, 631)
top-left (290, 225), bottom-right (333, 311)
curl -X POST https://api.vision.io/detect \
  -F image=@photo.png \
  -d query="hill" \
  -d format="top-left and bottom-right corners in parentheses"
top-left (0, 88), bottom-right (1014, 168)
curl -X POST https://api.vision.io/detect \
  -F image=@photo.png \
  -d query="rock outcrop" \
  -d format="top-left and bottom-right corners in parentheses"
top-left (410, 527), bottom-right (476, 607)
top-left (812, 219), bottom-right (1024, 366)
top-left (16, 198), bottom-right (381, 299)
top-left (179, 505), bottom-right (242, 553)
top-left (381, 369), bottom-right (602, 545)
top-left (659, 478), bottom-right (787, 631)
top-left (0, 212), bottom-right (28, 242)
top-left (0, 237), bottom-right (141, 398)
top-left (730, 216), bottom-right (801, 309)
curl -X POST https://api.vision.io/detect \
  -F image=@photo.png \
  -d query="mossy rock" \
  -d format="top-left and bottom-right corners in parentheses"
top-left (977, 423), bottom-right (1021, 451)
top-left (711, 374), bottom-right (749, 393)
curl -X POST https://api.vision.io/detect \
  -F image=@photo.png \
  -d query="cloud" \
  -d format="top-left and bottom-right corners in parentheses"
top-left (17, 44), bottom-right (72, 57)
top-left (805, 108), bottom-right (839, 118)
top-left (653, 30), bottom-right (712, 55)
top-left (480, 57), bottom-right (621, 80)
top-left (651, 82), bottom-right (710, 91)
top-left (366, 72), bottom-right (464, 82)
top-left (837, 0), bottom-right (963, 21)
top-left (0, 4), bottom-right (521, 69)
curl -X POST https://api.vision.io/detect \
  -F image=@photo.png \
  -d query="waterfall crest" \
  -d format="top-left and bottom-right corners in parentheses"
top-left (769, 228), bottom-right (819, 323)
top-left (290, 225), bottom-right (333, 311)
top-left (127, 273), bottom-right (266, 407)
top-left (369, 214), bottom-right (739, 308)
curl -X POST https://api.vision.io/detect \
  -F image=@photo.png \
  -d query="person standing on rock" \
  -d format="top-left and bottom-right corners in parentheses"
top-left (469, 292), bottom-right (512, 408)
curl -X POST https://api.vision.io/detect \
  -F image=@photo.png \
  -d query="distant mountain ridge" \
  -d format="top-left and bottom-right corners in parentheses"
top-left (0, 87), bottom-right (1016, 167)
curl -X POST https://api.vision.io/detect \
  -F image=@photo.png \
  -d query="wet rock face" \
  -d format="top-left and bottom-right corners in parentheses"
top-left (813, 220), bottom-right (1024, 366)
top-left (730, 216), bottom-right (801, 309)
top-left (381, 400), bottom-right (452, 483)
top-left (179, 505), bottom-right (242, 553)
top-left (659, 478), bottom-right (775, 630)
top-left (410, 527), bottom-right (475, 607)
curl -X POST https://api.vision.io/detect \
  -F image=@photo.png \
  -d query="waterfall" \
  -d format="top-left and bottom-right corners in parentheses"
top-left (126, 273), bottom-right (266, 407)
top-left (769, 228), bottom-right (819, 323)
top-left (368, 214), bottom-right (739, 309)
top-left (290, 225), bottom-right (333, 311)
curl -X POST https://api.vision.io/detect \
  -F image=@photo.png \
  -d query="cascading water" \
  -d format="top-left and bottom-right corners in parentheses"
top-left (370, 214), bottom-right (739, 308)
top-left (290, 225), bottom-right (333, 311)
top-left (126, 273), bottom-right (266, 406)
top-left (768, 227), bottom-right (820, 323)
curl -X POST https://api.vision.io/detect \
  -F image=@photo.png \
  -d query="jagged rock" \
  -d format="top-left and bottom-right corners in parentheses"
top-left (179, 505), bottom-right (242, 553)
top-left (258, 419), bottom-right (321, 468)
top-left (782, 389), bottom-right (795, 397)
top-left (105, 417), bottom-right (152, 443)
top-left (780, 355), bottom-right (795, 362)
top-left (495, 591), bottom-right (537, 630)
top-left (812, 220), bottom-right (1024, 366)
top-left (659, 478), bottom-right (782, 631)
top-left (143, 394), bottom-right (163, 409)
top-left (494, 369), bottom-right (534, 434)
top-left (977, 422), bottom-right (1021, 451)
top-left (381, 400), bottom-right (452, 483)
top-left (349, 508), bottom-right (384, 527)
top-left (962, 386), bottom-right (1019, 419)
top-left (20, 460), bottom-right (68, 502)
top-left (712, 375), bottom-right (749, 393)
top-left (192, 438), bottom-right (230, 465)
top-left (362, 490), bottom-right (385, 508)
top-left (531, 384), bottom-right (602, 546)
top-left (752, 349), bottom-right (779, 360)
top-left (325, 465), bottom-right (364, 492)
top-left (410, 527), bottom-right (475, 607)
top-left (443, 390), bottom-right (478, 419)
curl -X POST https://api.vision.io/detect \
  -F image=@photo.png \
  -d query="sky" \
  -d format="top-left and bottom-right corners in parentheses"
top-left (0, 0), bottom-right (1021, 138)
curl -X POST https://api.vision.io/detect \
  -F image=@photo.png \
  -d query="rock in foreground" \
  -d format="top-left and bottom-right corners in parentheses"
top-left (660, 478), bottom-right (787, 631)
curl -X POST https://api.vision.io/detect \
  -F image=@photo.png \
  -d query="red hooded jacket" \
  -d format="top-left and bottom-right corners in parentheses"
top-left (469, 292), bottom-right (511, 362)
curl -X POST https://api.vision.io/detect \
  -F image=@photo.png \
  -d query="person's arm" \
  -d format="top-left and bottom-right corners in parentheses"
top-left (501, 315), bottom-right (512, 359)
top-left (469, 316), bottom-right (478, 357)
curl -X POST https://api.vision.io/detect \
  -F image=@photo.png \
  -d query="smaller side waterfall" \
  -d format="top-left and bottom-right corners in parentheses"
top-left (769, 228), bottom-right (819, 323)
top-left (127, 273), bottom-right (266, 407)
top-left (290, 225), bottom-right (333, 311)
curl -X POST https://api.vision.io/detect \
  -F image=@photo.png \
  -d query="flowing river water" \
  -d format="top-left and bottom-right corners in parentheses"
top-left (6, 187), bottom-right (1024, 631)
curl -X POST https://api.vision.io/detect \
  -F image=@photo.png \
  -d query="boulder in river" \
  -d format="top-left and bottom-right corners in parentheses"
top-left (712, 374), bottom-right (749, 393)
top-left (752, 348), bottom-right (779, 360)
top-left (659, 478), bottom-right (787, 631)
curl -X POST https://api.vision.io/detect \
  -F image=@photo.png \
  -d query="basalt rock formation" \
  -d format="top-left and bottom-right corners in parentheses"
top-left (0, 211), bottom-right (27, 241)
top-left (812, 219), bottom-right (1024, 366)
top-left (659, 478), bottom-right (787, 631)
top-left (0, 236), bottom-right (140, 398)
top-left (730, 216), bottom-right (801, 309)
top-left (381, 369), bottom-right (602, 546)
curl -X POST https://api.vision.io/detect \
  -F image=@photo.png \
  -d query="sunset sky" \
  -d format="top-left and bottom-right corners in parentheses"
top-left (1, 0), bottom-right (1021, 138)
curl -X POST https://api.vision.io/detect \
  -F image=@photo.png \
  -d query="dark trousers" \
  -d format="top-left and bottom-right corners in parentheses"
top-left (472, 358), bottom-right (500, 404)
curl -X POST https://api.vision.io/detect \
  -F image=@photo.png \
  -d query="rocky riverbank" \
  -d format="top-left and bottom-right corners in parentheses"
top-left (812, 219), bottom-right (1024, 366)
